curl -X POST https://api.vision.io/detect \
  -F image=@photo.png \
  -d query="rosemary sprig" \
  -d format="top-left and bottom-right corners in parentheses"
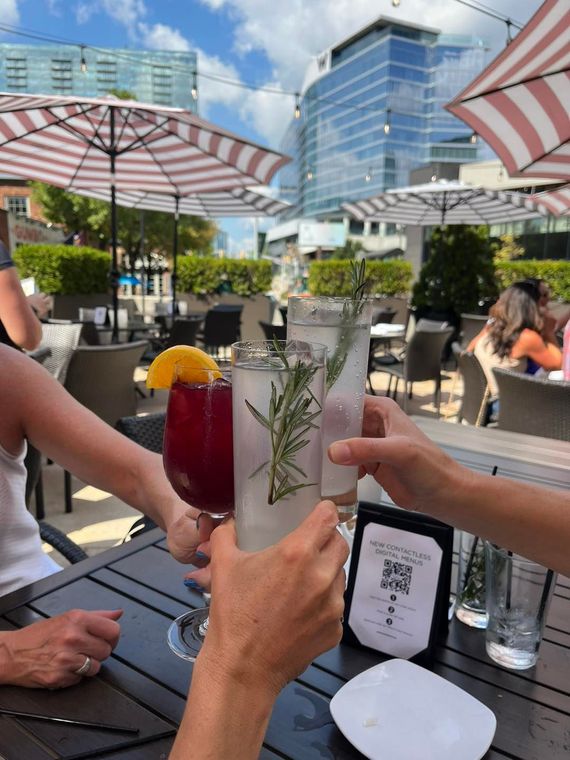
top-left (326, 258), bottom-right (368, 391)
top-left (245, 341), bottom-right (322, 505)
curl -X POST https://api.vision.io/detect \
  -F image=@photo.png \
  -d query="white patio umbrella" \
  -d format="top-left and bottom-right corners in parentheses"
top-left (73, 186), bottom-right (290, 312)
top-left (0, 92), bottom-right (289, 338)
top-left (446, 0), bottom-right (570, 181)
top-left (530, 184), bottom-right (570, 216)
top-left (341, 180), bottom-right (551, 226)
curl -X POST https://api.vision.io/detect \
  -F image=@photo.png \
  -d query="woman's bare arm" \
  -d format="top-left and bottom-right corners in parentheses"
top-left (0, 267), bottom-right (43, 350)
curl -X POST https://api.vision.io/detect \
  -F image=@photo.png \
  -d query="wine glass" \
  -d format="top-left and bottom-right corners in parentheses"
top-left (164, 359), bottom-right (233, 661)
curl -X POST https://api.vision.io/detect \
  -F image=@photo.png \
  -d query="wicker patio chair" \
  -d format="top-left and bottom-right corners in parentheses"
top-left (197, 307), bottom-right (242, 358)
top-left (372, 326), bottom-right (453, 416)
top-left (40, 322), bottom-right (83, 384)
top-left (460, 313), bottom-right (488, 348)
top-left (116, 412), bottom-right (166, 540)
top-left (451, 343), bottom-right (491, 426)
top-left (492, 368), bottom-right (570, 442)
top-left (61, 341), bottom-right (148, 512)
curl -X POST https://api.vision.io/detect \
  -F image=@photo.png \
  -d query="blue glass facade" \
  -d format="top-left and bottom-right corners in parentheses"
top-left (0, 44), bottom-right (197, 111)
top-left (279, 19), bottom-right (487, 218)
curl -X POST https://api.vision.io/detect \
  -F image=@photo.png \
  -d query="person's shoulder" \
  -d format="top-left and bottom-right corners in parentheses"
top-left (517, 329), bottom-right (544, 350)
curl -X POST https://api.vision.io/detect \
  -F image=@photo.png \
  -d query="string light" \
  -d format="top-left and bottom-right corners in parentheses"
top-left (80, 45), bottom-right (87, 73)
top-left (294, 93), bottom-right (301, 119)
top-left (306, 168), bottom-right (314, 181)
top-left (430, 174), bottom-right (438, 182)
top-left (392, 0), bottom-right (401, 6)
top-left (365, 168), bottom-right (372, 182)
top-left (191, 72), bottom-right (198, 100)
top-left (470, 132), bottom-right (477, 144)
top-left (383, 108), bottom-right (391, 135)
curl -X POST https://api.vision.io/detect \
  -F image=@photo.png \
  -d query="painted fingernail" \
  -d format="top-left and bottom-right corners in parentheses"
top-left (195, 551), bottom-right (208, 561)
top-left (329, 442), bottom-right (351, 464)
top-left (184, 579), bottom-right (206, 592)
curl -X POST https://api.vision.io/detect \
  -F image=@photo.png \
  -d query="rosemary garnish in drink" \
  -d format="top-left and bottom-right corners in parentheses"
top-left (326, 259), bottom-right (368, 391)
top-left (245, 342), bottom-right (322, 505)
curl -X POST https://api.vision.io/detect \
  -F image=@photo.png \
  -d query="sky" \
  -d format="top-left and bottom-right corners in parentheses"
top-left (0, 0), bottom-right (544, 252)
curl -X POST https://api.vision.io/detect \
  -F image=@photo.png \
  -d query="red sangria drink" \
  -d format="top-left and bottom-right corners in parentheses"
top-left (164, 375), bottom-right (233, 518)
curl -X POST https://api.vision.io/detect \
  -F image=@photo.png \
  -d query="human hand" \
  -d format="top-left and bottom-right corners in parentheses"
top-left (27, 292), bottom-right (52, 319)
top-left (200, 501), bottom-right (348, 698)
top-left (0, 609), bottom-right (122, 689)
top-left (328, 396), bottom-right (470, 514)
top-left (167, 509), bottom-right (216, 591)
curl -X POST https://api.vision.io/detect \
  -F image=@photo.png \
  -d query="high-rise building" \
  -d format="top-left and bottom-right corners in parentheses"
top-left (279, 17), bottom-right (488, 218)
top-left (0, 43), bottom-right (197, 111)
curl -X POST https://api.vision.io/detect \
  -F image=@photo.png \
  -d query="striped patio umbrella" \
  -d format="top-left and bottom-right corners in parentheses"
top-left (73, 186), bottom-right (289, 312)
top-left (530, 184), bottom-right (570, 216)
top-left (341, 180), bottom-right (550, 226)
top-left (446, 0), bottom-right (570, 181)
top-left (0, 92), bottom-right (289, 337)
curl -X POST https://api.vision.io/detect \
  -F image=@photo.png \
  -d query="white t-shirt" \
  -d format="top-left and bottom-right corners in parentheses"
top-left (0, 440), bottom-right (61, 596)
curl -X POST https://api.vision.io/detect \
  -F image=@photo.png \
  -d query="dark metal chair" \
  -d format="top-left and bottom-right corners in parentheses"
top-left (258, 320), bottom-right (287, 342)
top-left (116, 412), bottom-right (166, 540)
top-left (372, 326), bottom-right (454, 416)
top-left (451, 342), bottom-right (491, 426)
top-left (197, 307), bottom-right (242, 358)
top-left (372, 307), bottom-right (396, 325)
top-left (492, 368), bottom-right (570, 442)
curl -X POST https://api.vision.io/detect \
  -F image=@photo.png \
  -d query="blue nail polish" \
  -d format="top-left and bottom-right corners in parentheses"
top-left (184, 579), bottom-right (205, 592)
top-left (195, 551), bottom-right (208, 560)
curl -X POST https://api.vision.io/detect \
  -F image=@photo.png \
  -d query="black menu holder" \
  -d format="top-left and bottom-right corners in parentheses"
top-left (343, 501), bottom-right (453, 667)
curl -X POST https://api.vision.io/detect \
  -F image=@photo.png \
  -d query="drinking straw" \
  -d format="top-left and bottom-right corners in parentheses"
top-left (462, 466), bottom-right (498, 593)
top-left (0, 708), bottom-right (139, 734)
top-left (506, 550), bottom-right (513, 610)
top-left (538, 569), bottom-right (555, 622)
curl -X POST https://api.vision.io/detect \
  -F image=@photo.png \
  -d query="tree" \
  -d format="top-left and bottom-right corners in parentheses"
top-left (491, 233), bottom-right (525, 264)
top-left (331, 238), bottom-right (364, 260)
top-left (31, 183), bottom-right (217, 263)
top-left (412, 225), bottom-right (498, 322)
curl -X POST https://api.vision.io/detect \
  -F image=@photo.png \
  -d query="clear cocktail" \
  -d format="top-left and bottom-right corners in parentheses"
top-left (232, 340), bottom-right (326, 552)
top-left (287, 296), bottom-right (372, 521)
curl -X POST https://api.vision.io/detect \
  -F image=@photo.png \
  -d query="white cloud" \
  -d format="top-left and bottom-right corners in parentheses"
top-left (75, 0), bottom-right (147, 29)
top-left (45, 0), bottom-right (62, 15)
top-left (0, 0), bottom-right (20, 26)
top-left (75, 2), bottom-right (95, 24)
top-left (138, 22), bottom-right (190, 51)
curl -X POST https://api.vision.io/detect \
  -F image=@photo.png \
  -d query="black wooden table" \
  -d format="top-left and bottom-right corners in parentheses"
top-left (0, 527), bottom-right (568, 759)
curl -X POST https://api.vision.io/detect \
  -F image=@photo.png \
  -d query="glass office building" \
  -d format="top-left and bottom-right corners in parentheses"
top-left (280, 18), bottom-right (487, 218)
top-left (0, 44), bottom-right (197, 111)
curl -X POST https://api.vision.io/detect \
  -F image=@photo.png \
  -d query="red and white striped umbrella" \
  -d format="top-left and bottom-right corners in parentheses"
top-left (530, 184), bottom-right (570, 216)
top-left (73, 186), bottom-right (289, 217)
top-left (446, 0), bottom-right (570, 181)
top-left (0, 92), bottom-right (289, 337)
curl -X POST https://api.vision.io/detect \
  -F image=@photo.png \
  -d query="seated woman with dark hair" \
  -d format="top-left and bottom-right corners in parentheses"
top-left (467, 283), bottom-right (561, 396)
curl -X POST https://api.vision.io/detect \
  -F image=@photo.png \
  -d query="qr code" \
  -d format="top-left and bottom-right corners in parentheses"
top-left (380, 560), bottom-right (413, 596)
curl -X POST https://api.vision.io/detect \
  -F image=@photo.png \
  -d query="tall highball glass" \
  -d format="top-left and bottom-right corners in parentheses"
top-left (231, 340), bottom-right (326, 552)
top-left (287, 297), bottom-right (373, 523)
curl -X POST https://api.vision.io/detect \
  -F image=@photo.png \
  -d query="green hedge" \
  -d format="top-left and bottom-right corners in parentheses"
top-left (495, 260), bottom-right (570, 302)
top-left (177, 257), bottom-right (272, 297)
top-left (12, 244), bottom-right (111, 295)
top-left (308, 260), bottom-right (413, 297)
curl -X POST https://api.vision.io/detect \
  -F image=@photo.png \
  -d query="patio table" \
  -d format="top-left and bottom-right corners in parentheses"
top-left (0, 516), bottom-right (568, 758)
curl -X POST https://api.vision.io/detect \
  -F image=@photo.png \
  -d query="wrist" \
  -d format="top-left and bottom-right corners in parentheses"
top-left (0, 632), bottom-right (17, 685)
top-left (198, 640), bottom-right (282, 702)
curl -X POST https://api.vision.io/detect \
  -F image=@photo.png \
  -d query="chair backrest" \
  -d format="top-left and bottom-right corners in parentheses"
top-left (116, 412), bottom-right (165, 453)
top-left (79, 321), bottom-right (100, 346)
top-left (258, 321), bottom-right (287, 342)
top-left (493, 368), bottom-right (570, 441)
top-left (166, 317), bottom-right (203, 348)
top-left (64, 340), bottom-right (147, 427)
top-left (460, 313), bottom-right (488, 348)
top-left (202, 308), bottom-right (242, 354)
top-left (404, 327), bottom-right (454, 382)
top-left (452, 343), bottom-right (489, 426)
top-left (40, 322), bottom-right (83, 384)
top-left (415, 318), bottom-right (449, 332)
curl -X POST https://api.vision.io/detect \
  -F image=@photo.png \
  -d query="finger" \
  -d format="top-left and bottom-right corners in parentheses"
top-left (319, 529), bottom-right (350, 578)
top-left (77, 633), bottom-right (114, 662)
top-left (209, 516), bottom-right (238, 563)
top-left (70, 655), bottom-right (101, 678)
top-left (285, 500), bottom-right (339, 553)
top-left (186, 539), bottom-right (211, 567)
top-left (184, 566), bottom-right (211, 592)
top-left (196, 512), bottom-right (217, 543)
top-left (89, 609), bottom-right (123, 621)
top-left (83, 613), bottom-right (122, 645)
top-left (328, 435), bottom-right (414, 469)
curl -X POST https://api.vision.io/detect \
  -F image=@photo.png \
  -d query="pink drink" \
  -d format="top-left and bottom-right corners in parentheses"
top-left (163, 378), bottom-right (234, 516)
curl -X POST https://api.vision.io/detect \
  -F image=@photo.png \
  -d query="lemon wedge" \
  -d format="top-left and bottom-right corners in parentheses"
top-left (146, 345), bottom-right (221, 389)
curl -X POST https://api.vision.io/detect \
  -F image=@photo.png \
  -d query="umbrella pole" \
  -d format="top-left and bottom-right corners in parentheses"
top-left (171, 195), bottom-right (180, 317)
top-left (140, 210), bottom-right (145, 319)
top-left (110, 109), bottom-right (119, 343)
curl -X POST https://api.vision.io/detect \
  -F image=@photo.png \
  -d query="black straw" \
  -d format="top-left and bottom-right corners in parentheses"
top-left (0, 708), bottom-right (139, 734)
top-left (538, 570), bottom-right (555, 621)
top-left (462, 465), bottom-right (498, 593)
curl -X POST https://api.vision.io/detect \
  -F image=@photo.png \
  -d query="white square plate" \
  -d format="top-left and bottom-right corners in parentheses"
top-left (330, 659), bottom-right (496, 760)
